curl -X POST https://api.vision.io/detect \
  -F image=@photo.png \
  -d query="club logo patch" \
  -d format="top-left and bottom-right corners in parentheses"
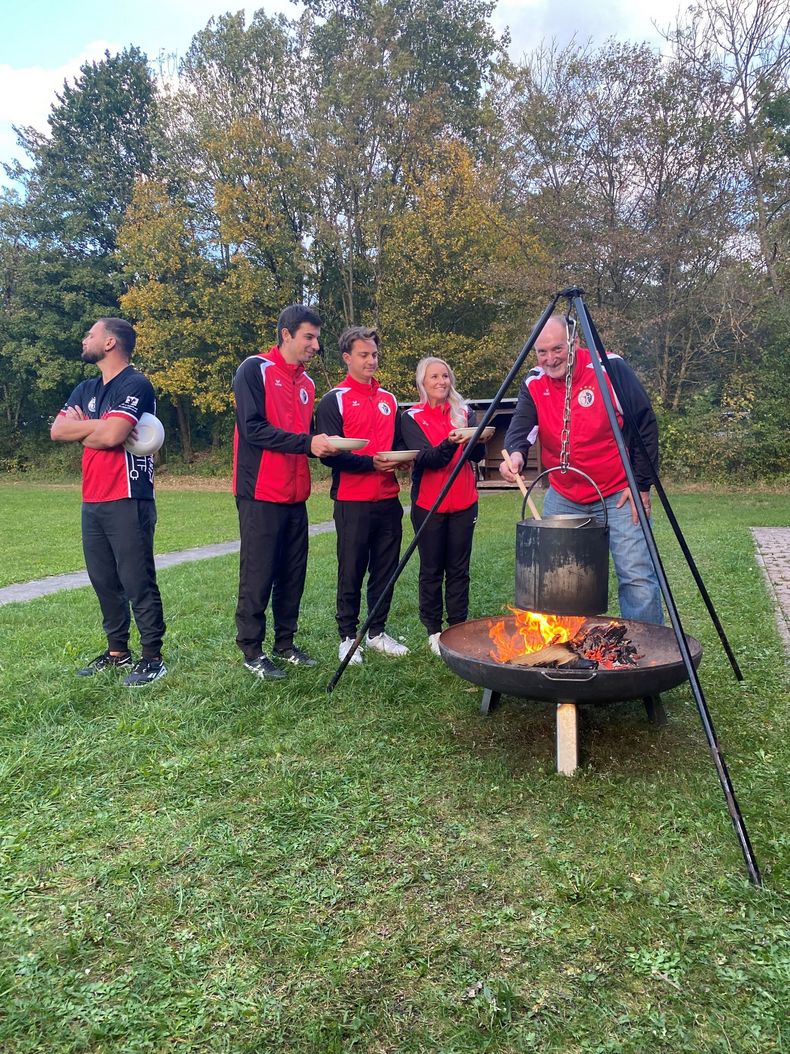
top-left (88, 397), bottom-right (96, 413)
top-left (299, 387), bottom-right (309, 405)
top-left (578, 388), bottom-right (595, 408)
top-left (378, 401), bottom-right (392, 416)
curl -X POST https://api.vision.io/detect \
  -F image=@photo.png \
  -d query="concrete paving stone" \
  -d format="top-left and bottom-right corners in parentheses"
top-left (751, 528), bottom-right (790, 660)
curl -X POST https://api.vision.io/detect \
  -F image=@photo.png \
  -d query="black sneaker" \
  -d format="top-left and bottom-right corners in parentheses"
top-left (77, 650), bottom-right (134, 677)
top-left (122, 657), bottom-right (167, 687)
top-left (273, 645), bottom-right (317, 668)
top-left (244, 654), bottom-right (287, 680)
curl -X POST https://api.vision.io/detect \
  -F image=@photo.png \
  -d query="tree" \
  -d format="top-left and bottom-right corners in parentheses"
top-left (118, 179), bottom-right (239, 461)
top-left (300, 0), bottom-right (504, 331)
top-left (13, 47), bottom-right (156, 255)
top-left (667, 0), bottom-right (789, 296)
top-left (0, 191), bottom-right (123, 461)
top-left (0, 196), bottom-right (76, 452)
top-left (502, 40), bottom-right (745, 409)
top-left (378, 139), bottom-right (544, 397)
top-left (0, 48), bottom-right (158, 459)
top-left (134, 3), bottom-right (505, 390)
top-left (162, 9), bottom-right (311, 280)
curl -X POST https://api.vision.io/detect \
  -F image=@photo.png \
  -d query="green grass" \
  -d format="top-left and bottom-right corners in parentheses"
top-left (0, 481), bottom-right (335, 588)
top-left (0, 489), bottom-right (788, 1052)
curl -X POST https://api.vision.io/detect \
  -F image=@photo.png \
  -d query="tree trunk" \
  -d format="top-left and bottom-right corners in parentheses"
top-left (175, 396), bottom-right (193, 462)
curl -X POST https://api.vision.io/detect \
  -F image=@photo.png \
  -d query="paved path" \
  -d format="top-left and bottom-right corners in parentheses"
top-left (0, 521), bottom-right (336, 607)
top-left (4, 522), bottom-right (789, 657)
top-left (751, 528), bottom-right (790, 659)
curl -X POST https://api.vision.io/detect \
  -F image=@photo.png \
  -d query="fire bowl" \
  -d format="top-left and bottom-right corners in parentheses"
top-left (438, 616), bottom-right (703, 705)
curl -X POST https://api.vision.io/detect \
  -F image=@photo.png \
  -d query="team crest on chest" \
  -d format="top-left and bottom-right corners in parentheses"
top-left (299, 387), bottom-right (309, 405)
top-left (88, 397), bottom-right (97, 413)
top-left (578, 387), bottom-right (595, 408)
top-left (378, 401), bottom-right (392, 416)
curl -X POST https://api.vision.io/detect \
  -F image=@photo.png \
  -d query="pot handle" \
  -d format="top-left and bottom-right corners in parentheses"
top-left (539, 669), bottom-right (597, 682)
top-left (522, 466), bottom-right (609, 529)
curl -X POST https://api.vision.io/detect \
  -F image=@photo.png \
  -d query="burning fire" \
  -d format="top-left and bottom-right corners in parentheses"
top-left (489, 608), bottom-right (586, 663)
top-left (488, 609), bottom-right (641, 669)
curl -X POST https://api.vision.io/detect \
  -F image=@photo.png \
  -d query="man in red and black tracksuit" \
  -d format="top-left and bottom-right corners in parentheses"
top-left (501, 314), bottom-right (663, 624)
top-left (315, 326), bottom-right (410, 664)
top-left (232, 304), bottom-right (336, 680)
top-left (50, 318), bottom-right (167, 687)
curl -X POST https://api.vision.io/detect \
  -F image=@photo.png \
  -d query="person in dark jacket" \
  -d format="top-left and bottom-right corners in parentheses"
top-left (50, 318), bottom-right (167, 686)
top-left (500, 314), bottom-right (663, 624)
top-left (315, 325), bottom-right (411, 664)
top-left (232, 304), bottom-right (336, 680)
top-left (401, 357), bottom-right (485, 655)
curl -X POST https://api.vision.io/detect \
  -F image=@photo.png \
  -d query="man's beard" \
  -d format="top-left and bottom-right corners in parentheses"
top-left (81, 348), bottom-right (105, 364)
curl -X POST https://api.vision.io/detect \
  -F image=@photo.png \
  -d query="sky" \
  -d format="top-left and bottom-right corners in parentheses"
top-left (0, 0), bottom-right (681, 187)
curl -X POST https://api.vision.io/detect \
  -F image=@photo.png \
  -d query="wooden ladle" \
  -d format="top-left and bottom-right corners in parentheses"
top-left (502, 448), bottom-right (542, 520)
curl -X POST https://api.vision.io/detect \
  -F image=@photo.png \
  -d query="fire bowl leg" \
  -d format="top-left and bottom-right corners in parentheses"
top-left (556, 702), bottom-right (579, 775)
top-left (480, 688), bottom-right (501, 715)
top-left (643, 695), bottom-right (667, 726)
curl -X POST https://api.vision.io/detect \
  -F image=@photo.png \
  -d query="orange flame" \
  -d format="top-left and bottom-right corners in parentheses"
top-left (489, 608), bottom-right (586, 662)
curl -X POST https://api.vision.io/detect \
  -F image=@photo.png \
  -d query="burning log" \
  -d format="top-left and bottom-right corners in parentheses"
top-left (573, 622), bottom-right (642, 668)
top-left (510, 644), bottom-right (596, 669)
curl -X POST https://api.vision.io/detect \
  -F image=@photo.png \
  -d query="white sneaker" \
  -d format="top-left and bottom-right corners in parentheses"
top-left (339, 637), bottom-right (363, 665)
top-left (365, 631), bottom-right (409, 657)
top-left (428, 632), bottom-right (441, 657)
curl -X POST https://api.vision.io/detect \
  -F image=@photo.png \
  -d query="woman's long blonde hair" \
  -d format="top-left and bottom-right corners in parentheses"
top-left (415, 357), bottom-right (468, 428)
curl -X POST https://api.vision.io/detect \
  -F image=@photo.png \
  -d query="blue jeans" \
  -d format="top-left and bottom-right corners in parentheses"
top-left (542, 486), bottom-right (664, 625)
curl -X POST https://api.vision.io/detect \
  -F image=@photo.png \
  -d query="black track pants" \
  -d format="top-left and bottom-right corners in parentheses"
top-left (410, 502), bottom-right (477, 634)
top-left (333, 498), bottom-right (403, 639)
top-left (81, 499), bottom-right (165, 657)
top-left (235, 498), bottom-right (309, 659)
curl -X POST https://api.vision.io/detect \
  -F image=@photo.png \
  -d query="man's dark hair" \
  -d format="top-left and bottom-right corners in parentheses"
top-left (339, 325), bottom-right (380, 358)
top-left (277, 304), bottom-right (322, 346)
top-left (98, 317), bottom-right (136, 359)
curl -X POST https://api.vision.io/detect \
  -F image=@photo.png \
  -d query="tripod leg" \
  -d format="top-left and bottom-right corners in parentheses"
top-left (573, 293), bottom-right (761, 887)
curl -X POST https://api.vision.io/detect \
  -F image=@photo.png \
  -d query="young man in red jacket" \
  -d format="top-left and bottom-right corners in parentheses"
top-left (315, 326), bottom-right (411, 664)
top-left (233, 305), bottom-right (336, 679)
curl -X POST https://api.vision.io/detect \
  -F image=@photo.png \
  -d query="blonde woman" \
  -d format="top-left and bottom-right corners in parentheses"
top-left (401, 357), bottom-right (485, 655)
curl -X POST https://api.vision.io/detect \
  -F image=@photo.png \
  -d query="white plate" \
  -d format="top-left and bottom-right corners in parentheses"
top-left (450, 426), bottom-right (495, 442)
top-left (377, 450), bottom-right (419, 462)
top-left (328, 436), bottom-right (369, 451)
top-left (124, 412), bottom-right (165, 456)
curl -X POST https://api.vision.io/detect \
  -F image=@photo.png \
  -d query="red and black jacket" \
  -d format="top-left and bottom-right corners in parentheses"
top-left (59, 365), bottom-right (157, 503)
top-left (401, 401), bottom-right (483, 513)
top-left (504, 347), bottom-right (659, 503)
top-left (233, 346), bottom-right (316, 503)
top-left (315, 374), bottom-right (402, 502)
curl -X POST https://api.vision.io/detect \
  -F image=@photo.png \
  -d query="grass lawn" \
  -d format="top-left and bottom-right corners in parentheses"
top-left (0, 480), bottom-right (334, 588)
top-left (0, 487), bottom-right (788, 1052)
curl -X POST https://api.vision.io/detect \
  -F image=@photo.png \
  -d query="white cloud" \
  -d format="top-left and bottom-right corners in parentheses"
top-left (494, 0), bottom-right (682, 58)
top-left (0, 41), bottom-right (117, 181)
